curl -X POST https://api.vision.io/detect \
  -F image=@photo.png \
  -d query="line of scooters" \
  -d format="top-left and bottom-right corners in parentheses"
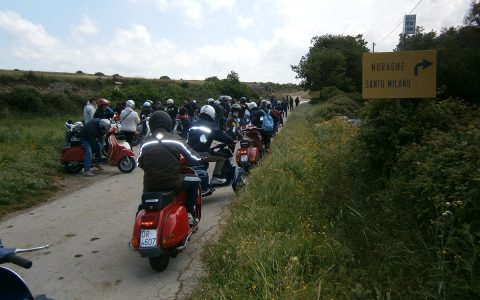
top-left (0, 122), bottom-right (267, 299)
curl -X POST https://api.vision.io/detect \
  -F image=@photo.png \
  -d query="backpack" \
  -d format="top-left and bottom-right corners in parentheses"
top-left (261, 110), bottom-right (274, 132)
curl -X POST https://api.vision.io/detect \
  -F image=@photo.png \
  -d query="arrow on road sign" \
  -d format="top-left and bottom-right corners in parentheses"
top-left (414, 59), bottom-right (433, 76)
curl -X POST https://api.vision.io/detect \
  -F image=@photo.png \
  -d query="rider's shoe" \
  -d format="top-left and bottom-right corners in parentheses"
top-left (210, 177), bottom-right (227, 185)
top-left (82, 170), bottom-right (95, 177)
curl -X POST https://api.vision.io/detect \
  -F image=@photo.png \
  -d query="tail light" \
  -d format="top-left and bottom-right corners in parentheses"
top-left (141, 214), bottom-right (159, 229)
top-left (239, 149), bottom-right (248, 155)
top-left (130, 238), bottom-right (139, 249)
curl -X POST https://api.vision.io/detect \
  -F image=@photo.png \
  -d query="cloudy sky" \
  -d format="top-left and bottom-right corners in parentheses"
top-left (0, 0), bottom-right (471, 83)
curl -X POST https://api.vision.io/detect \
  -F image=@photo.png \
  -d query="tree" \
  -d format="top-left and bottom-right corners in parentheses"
top-left (464, 0), bottom-right (480, 26)
top-left (292, 34), bottom-right (369, 92)
top-left (205, 76), bottom-right (219, 81)
top-left (159, 76), bottom-right (171, 80)
top-left (397, 24), bottom-right (480, 103)
top-left (226, 71), bottom-right (240, 82)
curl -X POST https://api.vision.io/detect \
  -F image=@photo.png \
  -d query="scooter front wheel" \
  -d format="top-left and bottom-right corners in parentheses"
top-left (149, 254), bottom-right (170, 272)
top-left (118, 156), bottom-right (136, 173)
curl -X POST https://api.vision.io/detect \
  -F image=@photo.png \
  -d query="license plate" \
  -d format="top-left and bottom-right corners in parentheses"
top-left (140, 229), bottom-right (157, 248)
top-left (240, 155), bottom-right (248, 162)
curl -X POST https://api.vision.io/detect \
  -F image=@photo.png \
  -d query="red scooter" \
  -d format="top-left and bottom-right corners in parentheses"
top-left (60, 121), bottom-right (136, 174)
top-left (130, 156), bottom-right (202, 272)
top-left (235, 125), bottom-right (263, 172)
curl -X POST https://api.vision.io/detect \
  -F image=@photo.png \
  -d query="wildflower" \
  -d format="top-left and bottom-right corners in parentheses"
top-left (290, 256), bottom-right (299, 264)
top-left (442, 211), bottom-right (452, 217)
top-left (445, 202), bottom-right (451, 207)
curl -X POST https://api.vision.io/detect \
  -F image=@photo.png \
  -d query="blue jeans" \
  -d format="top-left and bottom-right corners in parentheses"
top-left (81, 140), bottom-right (101, 171)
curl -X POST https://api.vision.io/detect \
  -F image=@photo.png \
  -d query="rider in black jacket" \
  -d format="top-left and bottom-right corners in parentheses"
top-left (138, 111), bottom-right (203, 222)
top-left (187, 105), bottom-right (234, 184)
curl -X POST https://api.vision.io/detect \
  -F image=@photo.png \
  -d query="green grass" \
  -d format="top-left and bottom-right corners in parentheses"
top-left (190, 105), bottom-right (360, 299)
top-left (0, 115), bottom-right (72, 217)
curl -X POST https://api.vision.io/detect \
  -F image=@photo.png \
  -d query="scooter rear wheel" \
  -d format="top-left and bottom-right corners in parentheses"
top-left (149, 254), bottom-right (170, 272)
top-left (65, 162), bottom-right (83, 173)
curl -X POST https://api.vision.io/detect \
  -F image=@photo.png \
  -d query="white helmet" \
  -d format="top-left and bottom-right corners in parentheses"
top-left (248, 102), bottom-right (257, 110)
top-left (99, 119), bottom-right (111, 133)
top-left (200, 105), bottom-right (216, 119)
top-left (214, 100), bottom-right (220, 105)
top-left (167, 98), bottom-right (174, 105)
top-left (207, 98), bottom-right (214, 104)
top-left (192, 99), bottom-right (197, 104)
top-left (126, 99), bottom-right (135, 108)
top-left (143, 101), bottom-right (151, 108)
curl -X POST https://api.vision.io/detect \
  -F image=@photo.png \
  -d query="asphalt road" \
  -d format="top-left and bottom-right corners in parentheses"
top-left (0, 162), bottom-right (234, 300)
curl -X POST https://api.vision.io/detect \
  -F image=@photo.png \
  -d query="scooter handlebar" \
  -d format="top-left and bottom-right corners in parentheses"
top-left (6, 253), bottom-right (32, 269)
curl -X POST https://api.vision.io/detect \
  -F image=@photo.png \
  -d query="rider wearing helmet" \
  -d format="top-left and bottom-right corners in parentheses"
top-left (165, 98), bottom-right (178, 129)
top-left (79, 118), bottom-right (111, 176)
top-left (119, 100), bottom-right (141, 147)
top-left (140, 100), bottom-right (153, 135)
top-left (93, 98), bottom-right (114, 119)
top-left (138, 110), bottom-right (204, 224)
top-left (187, 105), bottom-right (234, 185)
top-left (185, 99), bottom-right (198, 123)
top-left (225, 103), bottom-right (243, 150)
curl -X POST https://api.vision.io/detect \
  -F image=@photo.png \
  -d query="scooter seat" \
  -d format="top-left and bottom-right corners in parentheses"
top-left (141, 191), bottom-right (175, 210)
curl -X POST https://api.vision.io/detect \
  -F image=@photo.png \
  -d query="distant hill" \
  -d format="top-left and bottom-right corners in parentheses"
top-left (0, 69), bottom-right (301, 116)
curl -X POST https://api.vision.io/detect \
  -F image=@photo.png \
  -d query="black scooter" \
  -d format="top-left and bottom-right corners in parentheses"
top-left (0, 239), bottom-right (50, 300)
top-left (190, 143), bottom-right (246, 196)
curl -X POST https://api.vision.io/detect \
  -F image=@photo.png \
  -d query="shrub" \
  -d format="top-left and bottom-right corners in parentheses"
top-left (5, 86), bottom-right (42, 112)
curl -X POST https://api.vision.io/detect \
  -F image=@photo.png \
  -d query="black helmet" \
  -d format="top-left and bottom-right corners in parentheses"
top-left (149, 111), bottom-right (173, 132)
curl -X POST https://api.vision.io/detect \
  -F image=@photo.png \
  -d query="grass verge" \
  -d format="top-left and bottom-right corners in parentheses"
top-left (0, 115), bottom-right (72, 217)
top-left (191, 104), bottom-right (359, 299)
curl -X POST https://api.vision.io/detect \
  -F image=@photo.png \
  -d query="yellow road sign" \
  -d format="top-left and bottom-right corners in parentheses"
top-left (362, 50), bottom-right (437, 99)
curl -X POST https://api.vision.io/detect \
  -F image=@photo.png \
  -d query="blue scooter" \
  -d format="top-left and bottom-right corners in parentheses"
top-left (190, 143), bottom-right (246, 196)
top-left (0, 239), bottom-right (50, 300)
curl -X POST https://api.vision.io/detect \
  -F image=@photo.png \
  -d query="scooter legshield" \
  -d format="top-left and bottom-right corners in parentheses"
top-left (0, 267), bottom-right (34, 300)
top-left (109, 147), bottom-right (135, 163)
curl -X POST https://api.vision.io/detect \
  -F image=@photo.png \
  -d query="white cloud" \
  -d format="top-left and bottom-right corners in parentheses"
top-left (71, 16), bottom-right (98, 42)
top-left (151, 0), bottom-right (236, 28)
top-left (0, 10), bottom-right (59, 48)
top-left (203, 0), bottom-right (236, 11)
top-left (154, 0), bottom-right (169, 11)
top-left (237, 15), bottom-right (254, 30)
